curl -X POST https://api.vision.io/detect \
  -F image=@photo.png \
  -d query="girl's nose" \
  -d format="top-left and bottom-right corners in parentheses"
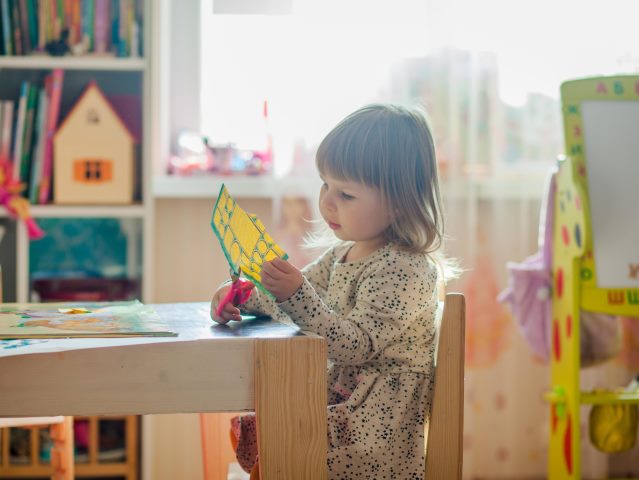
top-left (321, 192), bottom-right (336, 212)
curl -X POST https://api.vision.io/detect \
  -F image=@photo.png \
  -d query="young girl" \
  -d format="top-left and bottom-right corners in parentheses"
top-left (211, 104), bottom-right (447, 479)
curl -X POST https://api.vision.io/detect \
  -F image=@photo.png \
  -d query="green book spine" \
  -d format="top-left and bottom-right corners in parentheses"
top-left (1, 0), bottom-right (13, 55)
top-left (19, 84), bottom-right (37, 191)
top-left (25, 0), bottom-right (36, 50)
top-left (29, 86), bottom-right (46, 204)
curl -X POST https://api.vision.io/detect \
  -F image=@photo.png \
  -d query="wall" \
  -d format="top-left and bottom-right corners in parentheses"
top-left (153, 198), bottom-right (274, 302)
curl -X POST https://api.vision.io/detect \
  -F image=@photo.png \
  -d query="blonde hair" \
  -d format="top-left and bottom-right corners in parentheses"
top-left (315, 103), bottom-right (444, 255)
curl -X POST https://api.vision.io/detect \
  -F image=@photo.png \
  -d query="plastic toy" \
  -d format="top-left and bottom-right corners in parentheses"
top-left (0, 159), bottom-right (43, 239)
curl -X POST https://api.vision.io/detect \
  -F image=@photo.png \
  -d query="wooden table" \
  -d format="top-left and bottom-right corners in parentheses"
top-left (0, 303), bottom-right (328, 479)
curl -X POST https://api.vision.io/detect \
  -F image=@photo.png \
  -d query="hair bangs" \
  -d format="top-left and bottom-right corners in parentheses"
top-left (316, 113), bottom-right (385, 188)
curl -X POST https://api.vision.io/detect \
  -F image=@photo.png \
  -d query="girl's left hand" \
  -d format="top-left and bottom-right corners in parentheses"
top-left (260, 258), bottom-right (303, 302)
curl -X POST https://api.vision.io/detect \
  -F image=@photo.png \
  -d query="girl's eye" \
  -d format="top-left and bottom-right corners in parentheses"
top-left (341, 192), bottom-right (355, 200)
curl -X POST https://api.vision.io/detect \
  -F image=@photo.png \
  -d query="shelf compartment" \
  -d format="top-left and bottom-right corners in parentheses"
top-left (28, 217), bottom-right (143, 302)
top-left (0, 415), bottom-right (138, 479)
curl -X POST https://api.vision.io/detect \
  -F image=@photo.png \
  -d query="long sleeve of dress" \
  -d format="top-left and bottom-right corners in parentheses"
top-left (239, 247), bottom-right (335, 318)
top-left (278, 252), bottom-right (438, 367)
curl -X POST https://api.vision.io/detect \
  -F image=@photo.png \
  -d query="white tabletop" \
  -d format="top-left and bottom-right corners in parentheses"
top-left (0, 302), bottom-right (304, 416)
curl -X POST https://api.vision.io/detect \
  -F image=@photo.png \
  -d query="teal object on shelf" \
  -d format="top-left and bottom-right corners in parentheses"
top-left (29, 218), bottom-right (133, 278)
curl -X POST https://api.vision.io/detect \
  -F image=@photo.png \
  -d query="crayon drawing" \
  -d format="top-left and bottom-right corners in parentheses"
top-left (0, 301), bottom-right (176, 339)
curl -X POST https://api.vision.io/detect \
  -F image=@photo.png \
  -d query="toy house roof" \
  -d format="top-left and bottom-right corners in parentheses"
top-left (55, 80), bottom-right (139, 143)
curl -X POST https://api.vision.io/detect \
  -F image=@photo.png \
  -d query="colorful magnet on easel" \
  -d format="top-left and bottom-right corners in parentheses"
top-left (553, 386), bottom-right (566, 420)
top-left (553, 318), bottom-right (561, 361)
top-left (563, 413), bottom-right (573, 474)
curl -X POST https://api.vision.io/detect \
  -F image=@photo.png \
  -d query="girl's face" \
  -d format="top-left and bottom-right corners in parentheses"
top-left (319, 172), bottom-right (392, 252)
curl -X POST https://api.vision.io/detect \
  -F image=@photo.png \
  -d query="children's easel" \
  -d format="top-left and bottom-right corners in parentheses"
top-left (546, 75), bottom-right (639, 479)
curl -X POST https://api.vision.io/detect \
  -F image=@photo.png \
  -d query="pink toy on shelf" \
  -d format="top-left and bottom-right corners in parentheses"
top-left (0, 158), bottom-right (44, 240)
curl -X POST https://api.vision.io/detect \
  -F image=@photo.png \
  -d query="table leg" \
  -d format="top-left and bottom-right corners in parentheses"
top-left (254, 336), bottom-right (327, 480)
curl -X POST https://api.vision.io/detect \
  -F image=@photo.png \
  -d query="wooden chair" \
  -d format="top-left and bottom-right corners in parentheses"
top-left (204, 292), bottom-right (466, 480)
top-left (425, 292), bottom-right (466, 479)
top-left (0, 265), bottom-right (75, 480)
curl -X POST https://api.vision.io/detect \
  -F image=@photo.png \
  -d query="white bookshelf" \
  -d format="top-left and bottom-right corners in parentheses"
top-left (0, 55), bottom-right (146, 71)
top-left (0, 0), bottom-right (155, 305)
top-left (1, 204), bottom-right (147, 219)
top-left (0, 4), bottom-right (155, 477)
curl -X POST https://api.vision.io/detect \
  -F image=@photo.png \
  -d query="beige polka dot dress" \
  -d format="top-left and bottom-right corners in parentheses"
top-left (239, 243), bottom-right (439, 479)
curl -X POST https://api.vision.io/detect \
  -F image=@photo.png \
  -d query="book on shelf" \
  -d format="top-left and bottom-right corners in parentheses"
top-left (0, 0), bottom-right (142, 57)
top-left (28, 85), bottom-right (47, 203)
top-left (38, 68), bottom-right (63, 204)
top-left (18, 0), bottom-right (31, 54)
top-left (93, 0), bottom-right (109, 54)
top-left (70, 0), bottom-right (81, 47)
top-left (36, 0), bottom-right (44, 50)
top-left (11, 80), bottom-right (28, 182)
top-left (81, 0), bottom-right (94, 51)
top-left (18, 83), bottom-right (37, 185)
top-left (0, 0), bottom-right (13, 55)
top-left (25, 0), bottom-right (36, 50)
top-left (0, 100), bottom-right (14, 164)
top-left (9, 0), bottom-right (22, 55)
top-left (2, 69), bottom-right (62, 204)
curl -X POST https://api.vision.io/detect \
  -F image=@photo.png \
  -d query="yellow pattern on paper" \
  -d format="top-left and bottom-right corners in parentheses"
top-left (211, 185), bottom-right (287, 291)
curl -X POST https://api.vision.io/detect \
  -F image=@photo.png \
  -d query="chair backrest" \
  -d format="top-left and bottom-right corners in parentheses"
top-left (425, 292), bottom-right (465, 479)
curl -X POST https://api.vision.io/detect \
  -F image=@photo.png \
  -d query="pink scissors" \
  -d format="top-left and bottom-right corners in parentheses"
top-left (215, 269), bottom-right (254, 319)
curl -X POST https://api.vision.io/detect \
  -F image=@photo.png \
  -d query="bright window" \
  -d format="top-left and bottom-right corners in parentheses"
top-left (200, 0), bottom-right (639, 177)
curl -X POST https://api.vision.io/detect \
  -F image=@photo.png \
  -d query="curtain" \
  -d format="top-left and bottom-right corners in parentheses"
top-left (268, 48), bottom-right (639, 478)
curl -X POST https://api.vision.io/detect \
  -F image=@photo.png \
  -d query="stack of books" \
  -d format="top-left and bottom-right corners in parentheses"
top-left (1, 68), bottom-right (63, 204)
top-left (0, 0), bottom-right (142, 57)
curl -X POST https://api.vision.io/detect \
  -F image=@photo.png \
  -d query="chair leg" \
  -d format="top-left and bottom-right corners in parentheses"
top-left (50, 417), bottom-right (74, 480)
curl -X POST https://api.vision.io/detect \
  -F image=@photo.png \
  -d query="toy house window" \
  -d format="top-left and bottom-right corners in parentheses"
top-left (74, 159), bottom-right (113, 183)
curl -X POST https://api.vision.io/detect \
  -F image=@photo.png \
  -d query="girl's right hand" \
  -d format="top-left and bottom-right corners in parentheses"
top-left (210, 285), bottom-right (243, 324)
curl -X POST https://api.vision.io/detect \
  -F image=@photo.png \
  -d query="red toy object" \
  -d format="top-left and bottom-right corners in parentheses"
top-left (0, 159), bottom-right (44, 240)
top-left (215, 271), bottom-right (254, 319)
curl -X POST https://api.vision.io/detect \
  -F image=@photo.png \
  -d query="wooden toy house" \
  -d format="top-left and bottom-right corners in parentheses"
top-left (54, 81), bottom-right (137, 204)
